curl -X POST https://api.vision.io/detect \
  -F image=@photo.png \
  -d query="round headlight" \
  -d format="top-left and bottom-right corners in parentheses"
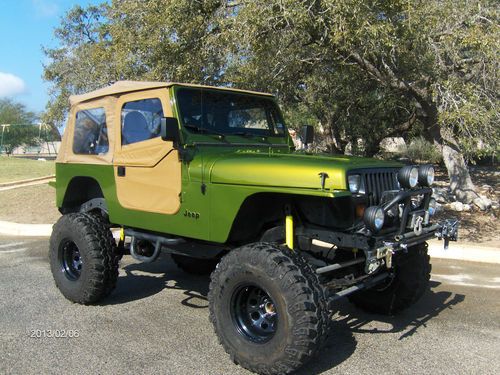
top-left (348, 174), bottom-right (361, 193)
top-left (428, 198), bottom-right (437, 216)
top-left (363, 206), bottom-right (385, 232)
top-left (397, 166), bottom-right (419, 189)
top-left (418, 165), bottom-right (435, 186)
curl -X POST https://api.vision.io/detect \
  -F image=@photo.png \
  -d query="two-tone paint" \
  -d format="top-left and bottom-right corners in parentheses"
top-left (56, 84), bottom-right (400, 243)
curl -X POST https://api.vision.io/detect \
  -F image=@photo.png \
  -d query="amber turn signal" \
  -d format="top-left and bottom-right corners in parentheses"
top-left (355, 204), bottom-right (366, 218)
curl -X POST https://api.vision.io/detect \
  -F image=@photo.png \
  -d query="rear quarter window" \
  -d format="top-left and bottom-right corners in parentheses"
top-left (73, 107), bottom-right (109, 155)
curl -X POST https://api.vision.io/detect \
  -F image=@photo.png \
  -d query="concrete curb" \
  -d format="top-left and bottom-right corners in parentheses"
top-left (0, 221), bottom-right (53, 237)
top-left (0, 220), bottom-right (498, 264)
top-left (428, 240), bottom-right (500, 264)
top-left (0, 175), bottom-right (55, 188)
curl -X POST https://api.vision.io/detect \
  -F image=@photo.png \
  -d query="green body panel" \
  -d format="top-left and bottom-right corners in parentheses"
top-left (56, 147), bottom-right (398, 243)
top-left (56, 84), bottom-right (402, 244)
top-left (209, 152), bottom-right (399, 190)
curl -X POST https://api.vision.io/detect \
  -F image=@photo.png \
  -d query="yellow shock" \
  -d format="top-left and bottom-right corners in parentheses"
top-left (119, 227), bottom-right (125, 242)
top-left (285, 215), bottom-right (294, 250)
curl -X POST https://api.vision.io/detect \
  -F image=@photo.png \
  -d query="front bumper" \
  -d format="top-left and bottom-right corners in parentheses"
top-left (296, 217), bottom-right (459, 252)
top-left (297, 186), bottom-right (459, 273)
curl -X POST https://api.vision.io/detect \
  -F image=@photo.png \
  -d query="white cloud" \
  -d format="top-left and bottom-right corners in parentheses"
top-left (32, 0), bottom-right (59, 18)
top-left (0, 72), bottom-right (27, 97)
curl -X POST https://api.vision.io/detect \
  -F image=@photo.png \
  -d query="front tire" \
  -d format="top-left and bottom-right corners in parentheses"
top-left (348, 242), bottom-right (431, 315)
top-left (49, 213), bottom-right (119, 304)
top-left (208, 243), bottom-right (328, 375)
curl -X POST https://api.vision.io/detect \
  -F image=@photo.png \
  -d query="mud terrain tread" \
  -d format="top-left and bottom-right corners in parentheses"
top-left (287, 248), bottom-right (332, 348)
top-left (208, 243), bottom-right (324, 375)
top-left (348, 242), bottom-right (431, 315)
top-left (50, 213), bottom-right (119, 304)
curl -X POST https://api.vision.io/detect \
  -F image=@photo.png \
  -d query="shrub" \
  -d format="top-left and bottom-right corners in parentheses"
top-left (403, 137), bottom-right (442, 164)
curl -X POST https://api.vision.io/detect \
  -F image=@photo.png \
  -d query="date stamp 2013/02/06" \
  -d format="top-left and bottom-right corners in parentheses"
top-left (29, 329), bottom-right (80, 339)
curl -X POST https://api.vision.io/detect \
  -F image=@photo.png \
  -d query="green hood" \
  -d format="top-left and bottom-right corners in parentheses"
top-left (210, 152), bottom-right (400, 191)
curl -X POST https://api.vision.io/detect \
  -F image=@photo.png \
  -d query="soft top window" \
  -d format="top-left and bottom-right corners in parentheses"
top-left (73, 107), bottom-right (108, 155)
top-left (121, 98), bottom-right (164, 145)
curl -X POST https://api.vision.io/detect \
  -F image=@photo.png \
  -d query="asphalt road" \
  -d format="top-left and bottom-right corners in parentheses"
top-left (1, 237), bottom-right (499, 375)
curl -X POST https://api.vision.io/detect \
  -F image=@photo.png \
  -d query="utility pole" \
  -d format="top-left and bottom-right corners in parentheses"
top-left (0, 124), bottom-right (10, 154)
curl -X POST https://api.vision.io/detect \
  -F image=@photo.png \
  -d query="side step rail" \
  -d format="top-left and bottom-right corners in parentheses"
top-left (124, 228), bottom-right (184, 263)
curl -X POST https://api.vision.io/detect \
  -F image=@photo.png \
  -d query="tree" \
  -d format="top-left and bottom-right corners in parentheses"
top-left (1, 125), bottom-right (42, 155)
top-left (0, 98), bottom-right (36, 125)
top-left (43, 0), bottom-right (498, 208)
top-left (223, 0), bottom-right (498, 208)
top-left (0, 99), bottom-right (39, 155)
top-left (43, 1), bottom-right (228, 125)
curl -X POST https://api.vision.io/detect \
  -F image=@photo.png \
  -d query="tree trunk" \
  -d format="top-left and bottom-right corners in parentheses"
top-left (323, 116), bottom-right (347, 154)
top-left (425, 113), bottom-right (491, 210)
top-left (441, 143), bottom-right (478, 203)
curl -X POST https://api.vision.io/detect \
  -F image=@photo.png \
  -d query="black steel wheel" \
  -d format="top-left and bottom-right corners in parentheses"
top-left (231, 284), bottom-right (278, 343)
top-left (50, 213), bottom-right (120, 304)
top-left (60, 240), bottom-right (83, 281)
top-left (208, 243), bottom-right (329, 375)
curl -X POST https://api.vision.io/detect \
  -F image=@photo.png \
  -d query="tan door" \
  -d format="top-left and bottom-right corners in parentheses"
top-left (113, 88), bottom-right (181, 215)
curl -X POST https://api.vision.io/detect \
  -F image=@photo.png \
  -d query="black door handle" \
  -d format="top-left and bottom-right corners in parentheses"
top-left (117, 166), bottom-right (126, 177)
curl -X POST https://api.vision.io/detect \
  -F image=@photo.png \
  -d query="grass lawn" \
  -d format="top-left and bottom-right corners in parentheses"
top-left (0, 183), bottom-right (60, 224)
top-left (0, 156), bottom-right (55, 183)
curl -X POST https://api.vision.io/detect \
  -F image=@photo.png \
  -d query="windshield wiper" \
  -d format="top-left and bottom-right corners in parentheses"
top-left (232, 131), bottom-right (254, 138)
top-left (184, 124), bottom-right (225, 139)
top-left (232, 131), bottom-right (269, 143)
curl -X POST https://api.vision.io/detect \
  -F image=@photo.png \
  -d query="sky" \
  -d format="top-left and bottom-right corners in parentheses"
top-left (0, 0), bottom-right (103, 114)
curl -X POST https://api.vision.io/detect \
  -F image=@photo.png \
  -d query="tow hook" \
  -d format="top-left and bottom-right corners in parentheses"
top-left (376, 244), bottom-right (394, 269)
top-left (385, 249), bottom-right (394, 268)
top-left (413, 216), bottom-right (423, 236)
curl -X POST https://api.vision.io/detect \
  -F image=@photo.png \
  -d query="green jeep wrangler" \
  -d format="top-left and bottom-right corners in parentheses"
top-left (50, 81), bottom-right (458, 374)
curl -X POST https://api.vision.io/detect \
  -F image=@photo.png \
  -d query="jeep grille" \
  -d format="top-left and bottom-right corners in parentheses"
top-left (359, 169), bottom-right (399, 206)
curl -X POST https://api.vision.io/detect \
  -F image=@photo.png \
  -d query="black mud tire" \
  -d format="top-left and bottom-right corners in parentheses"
top-left (49, 213), bottom-right (120, 304)
top-left (287, 247), bottom-right (332, 349)
top-left (208, 243), bottom-right (328, 375)
top-left (171, 254), bottom-right (219, 275)
top-left (348, 242), bottom-right (431, 315)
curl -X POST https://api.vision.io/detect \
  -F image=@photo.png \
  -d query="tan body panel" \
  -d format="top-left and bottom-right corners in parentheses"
top-left (113, 88), bottom-right (182, 215)
top-left (69, 80), bottom-right (273, 106)
top-left (56, 97), bottom-right (117, 165)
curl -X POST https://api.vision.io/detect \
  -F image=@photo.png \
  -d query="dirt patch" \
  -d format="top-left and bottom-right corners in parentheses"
top-left (435, 166), bottom-right (499, 245)
top-left (0, 183), bottom-right (60, 224)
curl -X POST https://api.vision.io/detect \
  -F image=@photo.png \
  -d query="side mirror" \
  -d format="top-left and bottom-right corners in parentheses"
top-left (300, 125), bottom-right (314, 146)
top-left (161, 117), bottom-right (180, 146)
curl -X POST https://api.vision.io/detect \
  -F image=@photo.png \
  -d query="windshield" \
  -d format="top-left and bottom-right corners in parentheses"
top-left (176, 88), bottom-right (286, 137)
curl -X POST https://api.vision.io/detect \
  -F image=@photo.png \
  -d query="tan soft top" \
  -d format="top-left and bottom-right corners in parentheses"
top-left (69, 80), bottom-right (274, 106)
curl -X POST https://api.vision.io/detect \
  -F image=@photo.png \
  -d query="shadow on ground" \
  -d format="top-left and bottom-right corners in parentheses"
top-left (103, 253), bottom-right (209, 307)
top-left (295, 281), bottom-right (465, 374)
top-left (104, 255), bottom-right (466, 374)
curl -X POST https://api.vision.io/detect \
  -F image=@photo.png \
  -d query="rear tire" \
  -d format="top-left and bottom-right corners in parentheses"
top-left (171, 254), bottom-right (219, 275)
top-left (348, 242), bottom-right (431, 315)
top-left (208, 243), bottom-right (328, 375)
top-left (49, 213), bottom-right (119, 304)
